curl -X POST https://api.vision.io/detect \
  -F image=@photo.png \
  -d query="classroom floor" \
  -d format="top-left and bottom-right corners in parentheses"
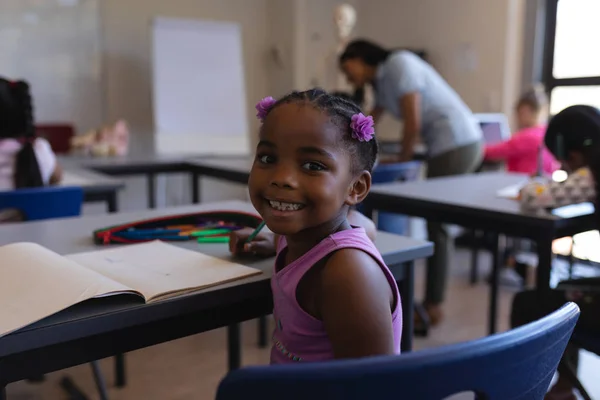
top-left (7, 247), bottom-right (600, 400)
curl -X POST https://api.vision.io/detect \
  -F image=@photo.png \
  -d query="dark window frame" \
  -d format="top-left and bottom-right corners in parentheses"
top-left (542, 0), bottom-right (600, 105)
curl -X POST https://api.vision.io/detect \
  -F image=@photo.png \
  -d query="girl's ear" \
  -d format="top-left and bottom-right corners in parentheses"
top-left (345, 171), bottom-right (371, 206)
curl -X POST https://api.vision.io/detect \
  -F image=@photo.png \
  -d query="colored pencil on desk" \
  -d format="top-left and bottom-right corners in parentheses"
top-left (197, 236), bottom-right (230, 243)
top-left (190, 228), bottom-right (233, 237)
top-left (246, 221), bottom-right (266, 243)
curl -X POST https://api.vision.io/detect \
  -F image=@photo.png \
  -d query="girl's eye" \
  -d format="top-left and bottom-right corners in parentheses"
top-left (302, 162), bottom-right (326, 171)
top-left (257, 154), bottom-right (275, 164)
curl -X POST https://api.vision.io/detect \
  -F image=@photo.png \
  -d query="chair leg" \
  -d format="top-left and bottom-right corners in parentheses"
top-left (568, 249), bottom-right (575, 279)
top-left (91, 361), bottom-right (110, 400)
top-left (59, 376), bottom-right (88, 400)
top-left (559, 359), bottom-right (593, 400)
top-left (114, 353), bottom-right (126, 388)
top-left (413, 303), bottom-right (430, 337)
top-left (470, 230), bottom-right (480, 285)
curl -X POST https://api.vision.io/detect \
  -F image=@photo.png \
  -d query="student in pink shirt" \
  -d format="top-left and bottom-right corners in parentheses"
top-left (484, 85), bottom-right (560, 175)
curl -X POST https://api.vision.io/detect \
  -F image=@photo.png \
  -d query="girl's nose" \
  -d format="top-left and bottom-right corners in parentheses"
top-left (269, 164), bottom-right (297, 189)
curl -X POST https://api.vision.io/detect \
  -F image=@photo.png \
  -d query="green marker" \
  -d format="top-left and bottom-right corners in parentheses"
top-left (246, 221), bottom-right (267, 243)
top-left (197, 236), bottom-right (230, 243)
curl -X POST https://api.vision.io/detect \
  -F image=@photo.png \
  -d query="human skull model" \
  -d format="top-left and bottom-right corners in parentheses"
top-left (333, 4), bottom-right (356, 40)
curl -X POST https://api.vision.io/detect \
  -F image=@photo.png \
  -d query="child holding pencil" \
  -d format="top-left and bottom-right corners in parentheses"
top-left (229, 89), bottom-right (400, 364)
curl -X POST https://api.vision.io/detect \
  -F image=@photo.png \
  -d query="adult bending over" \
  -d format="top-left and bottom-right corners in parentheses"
top-left (339, 39), bottom-right (483, 326)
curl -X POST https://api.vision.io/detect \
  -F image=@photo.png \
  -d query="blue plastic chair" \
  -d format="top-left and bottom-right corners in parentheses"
top-left (358, 161), bottom-right (422, 235)
top-left (0, 186), bottom-right (83, 221)
top-left (216, 302), bottom-right (579, 400)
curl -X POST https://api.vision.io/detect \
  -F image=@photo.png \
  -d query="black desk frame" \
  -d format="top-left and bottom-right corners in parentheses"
top-left (362, 193), bottom-right (595, 335)
top-left (0, 258), bottom-right (422, 399)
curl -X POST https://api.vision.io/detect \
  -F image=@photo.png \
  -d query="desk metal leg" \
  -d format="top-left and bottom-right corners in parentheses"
top-left (147, 173), bottom-right (156, 209)
top-left (470, 230), bottom-right (480, 285)
top-left (400, 261), bottom-right (415, 352)
top-left (257, 316), bottom-right (268, 348)
top-left (191, 172), bottom-right (201, 204)
top-left (107, 192), bottom-right (118, 213)
top-left (536, 235), bottom-right (554, 296)
top-left (228, 323), bottom-right (241, 371)
top-left (114, 353), bottom-right (126, 387)
top-left (488, 233), bottom-right (500, 335)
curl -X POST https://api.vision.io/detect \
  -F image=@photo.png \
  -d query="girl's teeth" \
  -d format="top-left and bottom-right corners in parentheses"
top-left (269, 200), bottom-right (302, 211)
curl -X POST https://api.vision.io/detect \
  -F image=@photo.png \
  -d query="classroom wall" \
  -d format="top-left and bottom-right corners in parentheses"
top-left (357, 0), bottom-right (526, 139)
top-left (0, 0), bottom-right (104, 134)
top-left (266, 0), bottom-right (361, 96)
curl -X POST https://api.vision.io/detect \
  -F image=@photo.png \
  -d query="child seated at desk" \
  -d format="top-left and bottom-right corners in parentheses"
top-left (511, 104), bottom-right (600, 400)
top-left (229, 89), bottom-right (400, 364)
top-left (0, 78), bottom-right (62, 190)
top-left (519, 105), bottom-right (598, 211)
top-left (484, 84), bottom-right (559, 176)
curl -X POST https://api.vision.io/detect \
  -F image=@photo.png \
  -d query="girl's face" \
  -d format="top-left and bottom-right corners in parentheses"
top-left (248, 103), bottom-right (369, 239)
top-left (516, 104), bottom-right (539, 129)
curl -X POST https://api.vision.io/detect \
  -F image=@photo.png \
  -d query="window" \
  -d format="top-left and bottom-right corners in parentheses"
top-left (543, 0), bottom-right (600, 114)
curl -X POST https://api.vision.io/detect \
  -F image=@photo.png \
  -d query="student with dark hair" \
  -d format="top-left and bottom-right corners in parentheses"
top-left (339, 39), bottom-right (483, 328)
top-left (512, 105), bottom-right (600, 400)
top-left (229, 88), bottom-right (400, 363)
top-left (0, 77), bottom-right (61, 190)
top-left (484, 84), bottom-right (559, 175)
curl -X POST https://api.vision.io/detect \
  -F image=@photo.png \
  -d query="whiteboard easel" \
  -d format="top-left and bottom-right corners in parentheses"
top-left (151, 17), bottom-right (250, 156)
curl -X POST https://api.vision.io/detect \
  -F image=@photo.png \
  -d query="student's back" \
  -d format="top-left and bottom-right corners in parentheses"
top-left (0, 78), bottom-right (59, 191)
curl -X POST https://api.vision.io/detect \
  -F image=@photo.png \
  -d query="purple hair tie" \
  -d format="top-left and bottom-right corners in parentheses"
top-left (350, 113), bottom-right (375, 142)
top-left (255, 96), bottom-right (277, 122)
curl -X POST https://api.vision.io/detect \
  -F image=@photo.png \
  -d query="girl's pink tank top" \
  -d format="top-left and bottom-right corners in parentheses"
top-left (270, 227), bottom-right (402, 364)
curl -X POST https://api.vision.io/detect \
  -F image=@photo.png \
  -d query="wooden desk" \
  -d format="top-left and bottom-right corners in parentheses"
top-left (0, 200), bottom-right (432, 396)
top-left (363, 172), bottom-right (595, 334)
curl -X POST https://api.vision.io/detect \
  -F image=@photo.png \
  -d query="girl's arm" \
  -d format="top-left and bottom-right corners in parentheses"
top-left (484, 132), bottom-right (536, 161)
top-left (520, 168), bottom-right (596, 210)
top-left (49, 163), bottom-right (63, 185)
top-left (398, 93), bottom-right (421, 162)
top-left (317, 249), bottom-right (396, 359)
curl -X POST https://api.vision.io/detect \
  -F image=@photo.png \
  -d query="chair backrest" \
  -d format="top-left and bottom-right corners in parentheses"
top-left (0, 186), bottom-right (83, 221)
top-left (216, 302), bottom-right (580, 400)
top-left (35, 124), bottom-right (75, 154)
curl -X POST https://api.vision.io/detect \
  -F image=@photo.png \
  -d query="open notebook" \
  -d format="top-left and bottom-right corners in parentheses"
top-left (0, 240), bottom-right (262, 338)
